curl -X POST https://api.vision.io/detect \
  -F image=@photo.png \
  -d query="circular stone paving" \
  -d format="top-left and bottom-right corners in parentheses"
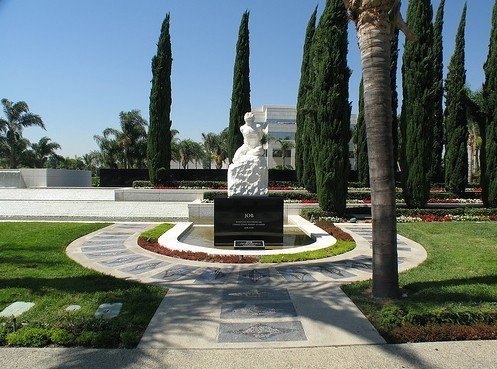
top-left (66, 222), bottom-right (428, 349)
top-left (67, 222), bottom-right (427, 286)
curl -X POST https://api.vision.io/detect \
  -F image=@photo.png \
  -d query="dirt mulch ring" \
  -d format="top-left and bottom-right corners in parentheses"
top-left (314, 221), bottom-right (354, 241)
top-left (138, 237), bottom-right (258, 263)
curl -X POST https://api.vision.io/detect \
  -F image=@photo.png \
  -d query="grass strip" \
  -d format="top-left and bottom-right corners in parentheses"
top-left (259, 240), bottom-right (355, 263)
top-left (140, 223), bottom-right (175, 242)
top-left (0, 222), bottom-right (166, 348)
top-left (342, 222), bottom-right (497, 343)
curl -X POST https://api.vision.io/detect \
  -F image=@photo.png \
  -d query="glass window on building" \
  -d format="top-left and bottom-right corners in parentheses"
top-left (269, 132), bottom-right (295, 140)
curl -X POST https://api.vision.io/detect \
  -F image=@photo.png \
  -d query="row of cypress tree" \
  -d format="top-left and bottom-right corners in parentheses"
top-left (147, 14), bottom-right (173, 185)
top-left (482, 1), bottom-right (497, 207)
top-left (147, 11), bottom-right (252, 184)
top-left (353, 0), bottom-right (497, 208)
top-left (149, 2), bottom-right (497, 210)
top-left (296, 0), bottom-right (350, 214)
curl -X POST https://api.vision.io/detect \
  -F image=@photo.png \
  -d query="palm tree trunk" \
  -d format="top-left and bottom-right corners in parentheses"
top-left (8, 136), bottom-right (17, 169)
top-left (353, 1), bottom-right (401, 298)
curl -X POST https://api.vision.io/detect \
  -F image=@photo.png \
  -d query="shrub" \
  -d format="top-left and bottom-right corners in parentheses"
top-left (7, 328), bottom-right (51, 347)
top-left (50, 329), bottom-right (76, 346)
top-left (380, 305), bottom-right (406, 329)
top-left (92, 176), bottom-right (100, 187)
top-left (120, 331), bottom-right (140, 348)
top-left (397, 208), bottom-right (497, 218)
top-left (0, 325), bottom-right (7, 345)
top-left (403, 309), bottom-right (497, 327)
top-left (133, 180), bottom-right (153, 188)
top-left (75, 331), bottom-right (99, 347)
top-left (91, 331), bottom-right (119, 348)
top-left (391, 324), bottom-right (497, 343)
top-left (156, 167), bottom-right (168, 185)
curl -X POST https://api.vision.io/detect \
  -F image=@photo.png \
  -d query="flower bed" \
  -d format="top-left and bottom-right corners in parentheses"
top-left (132, 180), bottom-right (304, 190)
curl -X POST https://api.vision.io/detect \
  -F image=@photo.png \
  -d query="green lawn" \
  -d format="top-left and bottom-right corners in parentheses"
top-left (259, 240), bottom-right (355, 263)
top-left (140, 222), bottom-right (174, 242)
top-left (342, 222), bottom-right (497, 342)
top-left (0, 222), bottom-right (166, 348)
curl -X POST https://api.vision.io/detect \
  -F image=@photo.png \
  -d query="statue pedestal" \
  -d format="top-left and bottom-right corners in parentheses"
top-left (227, 156), bottom-right (268, 197)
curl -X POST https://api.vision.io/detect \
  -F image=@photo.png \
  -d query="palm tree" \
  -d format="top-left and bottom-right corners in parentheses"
top-left (344, 0), bottom-right (415, 298)
top-left (0, 98), bottom-right (45, 168)
top-left (170, 129), bottom-right (181, 168)
top-left (466, 88), bottom-right (485, 182)
top-left (102, 110), bottom-right (147, 169)
top-left (31, 136), bottom-right (62, 167)
top-left (178, 139), bottom-right (205, 169)
top-left (276, 139), bottom-right (295, 169)
top-left (93, 133), bottom-right (121, 169)
top-left (178, 139), bottom-right (194, 169)
top-left (82, 151), bottom-right (102, 175)
top-left (201, 131), bottom-right (229, 169)
top-left (201, 132), bottom-right (219, 169)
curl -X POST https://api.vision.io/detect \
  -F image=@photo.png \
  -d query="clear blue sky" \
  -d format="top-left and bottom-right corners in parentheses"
top-left (0, 0), bottom-right (493, 157)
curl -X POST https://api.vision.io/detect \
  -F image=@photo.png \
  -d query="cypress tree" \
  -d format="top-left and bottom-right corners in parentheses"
top-left (310, 0), bottom-right (350, 214)
top-left (227, 11), bottom-right (251, 163)
top-left (482, 1), bottom-right (497, 207)
top-left (296, 7), bottom-right (317, 186)
top-left (400, 0), bottom-right (434, 208)
top-left (431, 0), bottom-right (445, 183)
top-left (356, 79), bottom-right (369, 186)
top-left (444, 4), bottom-right (468, 196)
top-left (301, 112), bottom-right (318, 192)
top-left (147, 13), bottom-right (173, 185)
top-left (390, 28), bottom-right (400, 168)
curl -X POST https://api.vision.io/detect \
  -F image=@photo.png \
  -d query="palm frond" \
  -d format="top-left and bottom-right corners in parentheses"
top-left (19, 113), bottom-right (45, 130)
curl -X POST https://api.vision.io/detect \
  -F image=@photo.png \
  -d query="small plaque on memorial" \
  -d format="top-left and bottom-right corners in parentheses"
top-left (234, 240), bottom-right (265, 249)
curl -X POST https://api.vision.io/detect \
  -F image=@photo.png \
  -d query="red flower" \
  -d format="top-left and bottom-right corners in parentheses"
top-left (300, 199), bottom-right (318, 203)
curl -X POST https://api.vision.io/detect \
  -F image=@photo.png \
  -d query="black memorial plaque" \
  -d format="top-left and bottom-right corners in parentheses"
top-left (214, 197), bottom-right (284, 246)
top-left (234, 240), bottom-right (265, 250)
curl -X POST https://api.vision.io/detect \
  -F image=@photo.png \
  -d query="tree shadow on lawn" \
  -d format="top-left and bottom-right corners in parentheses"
top-left (0, 255), bottom-right (60, 269)
top-left (0, 275), bottom-right (154, 296)
top-left (403, 275), bottom-right (497, 304)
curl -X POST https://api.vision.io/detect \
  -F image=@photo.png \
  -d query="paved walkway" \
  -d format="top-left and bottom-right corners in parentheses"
top-left (1, 340), bottom-right (496, 369)
top-left (0, 190), bottom-right (492, 368)
top-left (0, 200), bottom-right (189, 221)
top-left (66, 222), bottom-right (427, 349)
top-left (0, 188), bottom-right (189, 221)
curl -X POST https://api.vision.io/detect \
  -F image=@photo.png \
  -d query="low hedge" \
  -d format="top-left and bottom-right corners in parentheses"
top-left (133, 180), bottom-right (153, 188)
top-left (133, 180), bottom-right (304, 189)
top-left (380, 305), bottom-right (497, 330)
top-left (301, 207), bottom-right (371, 221)
top-left (397, 208), bottom-right (497, 217)
top-left (132, 180), bottom-right (227, 189)
top-left (203, 191), bottom-right (318, 201)
top-left (390, 323), bottom-right (497, 343)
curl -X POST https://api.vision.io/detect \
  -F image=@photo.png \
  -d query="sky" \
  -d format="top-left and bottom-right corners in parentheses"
top-left (0, 0), bottom-right (494, 157)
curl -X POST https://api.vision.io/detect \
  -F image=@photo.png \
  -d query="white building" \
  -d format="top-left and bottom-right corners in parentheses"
top-left (252, 105), bottom-right (358, 170)
top-left (171, 105), bottom-right (358, 170)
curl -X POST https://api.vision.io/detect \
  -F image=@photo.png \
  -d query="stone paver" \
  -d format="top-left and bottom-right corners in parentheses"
top-left (0, 190), bottom-right (489, 367)
top-left (65, 222), bottom-right (427, 349)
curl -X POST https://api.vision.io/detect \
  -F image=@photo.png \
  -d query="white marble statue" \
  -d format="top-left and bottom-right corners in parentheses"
top-left (232, 112), bottom-right (265, 163)
top-left (228, 112), bottom-right (269, 197)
